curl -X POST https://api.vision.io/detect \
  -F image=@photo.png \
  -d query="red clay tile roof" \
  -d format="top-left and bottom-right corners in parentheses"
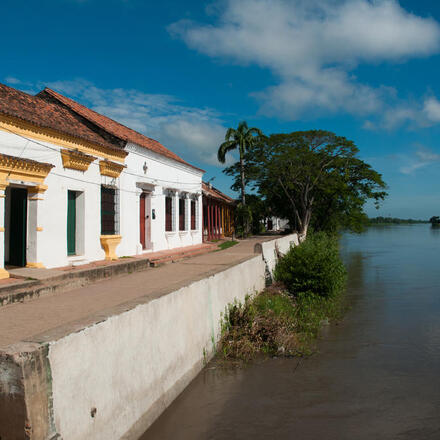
top-left (0, 83), bottom-right (124, 154)
top-left (39, 88), bottom-right (204, 173)
top-left (202, 182), bottom-right (235, 204)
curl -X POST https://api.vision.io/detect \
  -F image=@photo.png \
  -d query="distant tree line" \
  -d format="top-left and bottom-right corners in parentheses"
top-left (368, 217), bottom-right (428, 225)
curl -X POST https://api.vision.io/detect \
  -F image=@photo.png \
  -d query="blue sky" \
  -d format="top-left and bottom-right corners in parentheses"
top-left (3, 0), bottom-right (440, 219)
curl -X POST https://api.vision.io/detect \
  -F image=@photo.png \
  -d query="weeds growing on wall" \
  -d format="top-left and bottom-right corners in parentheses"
top-left (216, 232), bottom-right (347, 363)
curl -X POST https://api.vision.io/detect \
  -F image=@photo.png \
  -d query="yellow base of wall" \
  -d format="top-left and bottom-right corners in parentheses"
top-left (100, 235), bottom-right (122, 260)
top-left (0, 268), bottom-right (9, 279)
top-left (26, 262), bottom-right (45, 269)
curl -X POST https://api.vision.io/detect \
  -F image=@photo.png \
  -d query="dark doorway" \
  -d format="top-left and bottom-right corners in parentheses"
top-left (67, 191), bottom-right (77, 255)
top-left (8, 187), bottom-right (27, 267)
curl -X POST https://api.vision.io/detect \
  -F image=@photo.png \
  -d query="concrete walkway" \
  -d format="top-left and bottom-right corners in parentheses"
top-left (0, 238), bottom-right (265, 349)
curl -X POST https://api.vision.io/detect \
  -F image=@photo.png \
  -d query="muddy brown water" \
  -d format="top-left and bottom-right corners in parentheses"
top-left (141, 225), bottom-right (440, 440)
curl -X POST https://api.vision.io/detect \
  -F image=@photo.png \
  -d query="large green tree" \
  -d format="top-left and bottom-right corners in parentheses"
top-left (217, 121), bottom-right (262, 205)
top-left (225, 130), bottom-right (387, 236)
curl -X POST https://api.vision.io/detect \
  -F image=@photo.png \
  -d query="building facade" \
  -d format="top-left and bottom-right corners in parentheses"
top-left (0, 83), bottom-right (204, 278)
top-left (202, 182), bottom-right (235, 241)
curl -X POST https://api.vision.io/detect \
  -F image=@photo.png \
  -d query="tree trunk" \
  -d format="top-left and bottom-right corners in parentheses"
top-left (239, 155), bottom-right (246, 206)
top-left (298, 209), bottom-right (311, 241)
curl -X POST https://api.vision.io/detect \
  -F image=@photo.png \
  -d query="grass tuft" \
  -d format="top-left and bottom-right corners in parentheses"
top-left (218, 240), bottom-right (239, 251)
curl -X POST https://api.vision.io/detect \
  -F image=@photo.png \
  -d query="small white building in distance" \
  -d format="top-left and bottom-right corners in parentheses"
top-left (0, 83), bottom-right (204, 278)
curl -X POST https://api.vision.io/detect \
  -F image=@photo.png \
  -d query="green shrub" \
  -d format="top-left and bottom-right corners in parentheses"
top-left (274, 232), bottom-right (346, 298)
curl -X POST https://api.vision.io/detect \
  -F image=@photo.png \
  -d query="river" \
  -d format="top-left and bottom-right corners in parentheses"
top-left (141, 225), bottom-right (440, 439)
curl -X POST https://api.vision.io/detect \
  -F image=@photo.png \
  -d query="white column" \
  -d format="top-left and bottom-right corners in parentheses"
top-left (151, 186), bottom-right (164, 250)
top-left (0, 182), bottom-right (8, 279)
top-left (197, 193), bottom-right (203, 232)
top-left (26, 185), bottom-right (47, 268)
top-left (173, 191), bottom-right (179, 232)
top-left (185, 195), bottom-right (191, 231)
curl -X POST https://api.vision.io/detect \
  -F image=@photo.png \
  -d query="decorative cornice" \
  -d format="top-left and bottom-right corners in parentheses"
top-left (61, 149), bottom-right (96, 172)
top-left (0, 113), bottom-right (127, 164)
top-left (99, 160), bottom-right (125, 178)
top-left (0, 154), bottom-right (54, 186)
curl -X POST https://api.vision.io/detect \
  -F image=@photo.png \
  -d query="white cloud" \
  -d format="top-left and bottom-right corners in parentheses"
top-left (4, 76), bottom-right (21, 85)
top-left (43, 79), bottom-right (227, 166)
top-left (400, 147), bottom-right (440, 174)
top-left (170, 0), bottom-right (440, 123)
top-left (423, 97), bottom-right (440, 123)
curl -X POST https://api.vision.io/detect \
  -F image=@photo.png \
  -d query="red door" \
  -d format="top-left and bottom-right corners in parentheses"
top-left (140, 193), bottom-right (146, 249)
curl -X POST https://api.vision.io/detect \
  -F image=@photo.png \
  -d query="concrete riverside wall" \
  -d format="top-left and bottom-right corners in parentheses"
top-left (49, 256), bottom-right (266, 440)
top-left (255, 233), bottom-right (299, 276)
top-left (0, 234), bottom-right (299, 440)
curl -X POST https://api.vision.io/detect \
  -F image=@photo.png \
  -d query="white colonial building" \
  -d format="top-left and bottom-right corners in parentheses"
top-left (0, 83), bottom-right (204, 278)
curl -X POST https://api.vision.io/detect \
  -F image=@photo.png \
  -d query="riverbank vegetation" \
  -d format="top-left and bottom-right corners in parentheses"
top-left (217, 233), bottom-right (347, 362)
top-left (369, 217), bottom-right (428, 225)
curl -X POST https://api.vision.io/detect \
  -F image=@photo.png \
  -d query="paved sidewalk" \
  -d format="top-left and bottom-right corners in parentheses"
top-left (0, 238), bottom-right (265, 349)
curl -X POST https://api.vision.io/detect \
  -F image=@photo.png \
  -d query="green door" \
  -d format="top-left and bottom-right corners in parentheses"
top-left (8, 187), bottom-right (27, 267)
top-left (67, 191), bottom-right (76, 256)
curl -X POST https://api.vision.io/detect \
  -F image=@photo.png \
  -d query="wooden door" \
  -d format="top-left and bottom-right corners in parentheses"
top-left (140, 193), bottom-right (146, 249)
top-left (67, 191), bottom-right (76, 255)
top-left (8, 187), bottom-right (27, 267)
top-left (145, 195), bottom-right (151, 249)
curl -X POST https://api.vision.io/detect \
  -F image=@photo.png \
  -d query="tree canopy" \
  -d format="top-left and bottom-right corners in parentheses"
top-left (224, 130), bottom-right (387, 235)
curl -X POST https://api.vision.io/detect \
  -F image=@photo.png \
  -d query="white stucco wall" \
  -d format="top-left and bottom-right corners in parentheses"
top-left (0, 130), bottom-right (203, 269)
top-left (48, 255), bottom-right (266, 440)
top-left (119, 143), bottom-right (203, 256)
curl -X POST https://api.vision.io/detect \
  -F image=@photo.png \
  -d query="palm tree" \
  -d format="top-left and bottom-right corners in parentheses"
top-left (217, 121), bottom-right (262, 205)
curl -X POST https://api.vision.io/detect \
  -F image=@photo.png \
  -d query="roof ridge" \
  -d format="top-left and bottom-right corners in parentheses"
top-left (42, 87), bottom-right (204, 173)
top-left (43, 88), bottom-right (130, 142)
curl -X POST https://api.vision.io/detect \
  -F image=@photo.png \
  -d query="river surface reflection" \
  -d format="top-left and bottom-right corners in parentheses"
top-left (141, 225), bottom-right (440, 440)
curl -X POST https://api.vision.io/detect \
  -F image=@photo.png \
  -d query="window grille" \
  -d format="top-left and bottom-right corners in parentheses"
top-left (101, 186), bottom-right (119, 235)
top-left (191, 200), bottom-right (196, 230)
top-left (179, 198), bottom-right (186, 231)
top-left (165, 196), bottom-right (172, 232)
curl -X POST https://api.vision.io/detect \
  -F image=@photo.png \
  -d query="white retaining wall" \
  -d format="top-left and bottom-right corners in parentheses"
top-left (258, 233), bottom-right (299, 276)
top-left (47, 255), bottom-right (266, 440)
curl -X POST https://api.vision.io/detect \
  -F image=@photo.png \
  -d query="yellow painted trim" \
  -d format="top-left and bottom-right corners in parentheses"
top-left (61, 149), bottom-right (96, 171)
top-left (26, 262), bottom-right (45, 269)
top-left (28, 184), bottom-right (48, 194)
top-left (100, 235), bottom-right (122, 260)
top-left (0, 268), bottom-right (9, 280)
top-left (99, 160), bottom-right (125, 178)
top-left (0, 114), bottom-right (126, 164)
top-left (36, 227), bottom-right (43, 232)
top-left (0, 156), bottom-right (52, 186)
